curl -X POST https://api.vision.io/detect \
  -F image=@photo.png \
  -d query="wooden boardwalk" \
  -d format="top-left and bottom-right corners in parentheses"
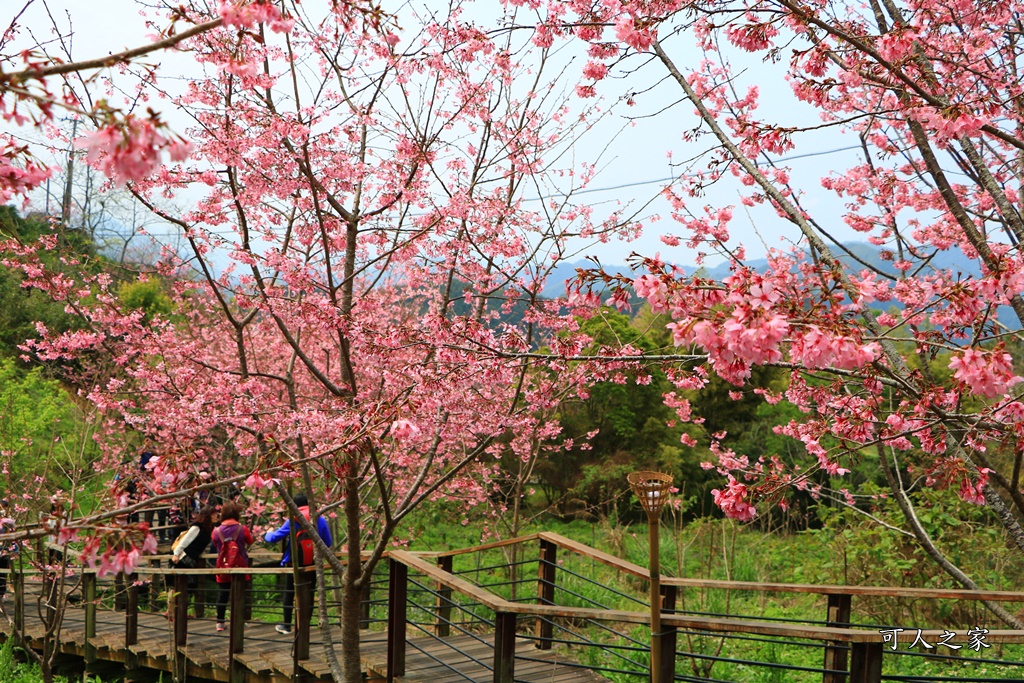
top-left (6, 531), bottom-right (1024, 683)
top-left (4, 576), bottom-right (607, 683)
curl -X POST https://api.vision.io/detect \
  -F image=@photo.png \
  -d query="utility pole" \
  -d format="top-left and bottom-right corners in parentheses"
top-left (61, 119), bottom-right (78, 227)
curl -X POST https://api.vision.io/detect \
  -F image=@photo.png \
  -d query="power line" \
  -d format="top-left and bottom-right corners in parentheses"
top-left (114, 143), bottom-right (868, 240)
top-left (521, 144), bottom-right (863, 202)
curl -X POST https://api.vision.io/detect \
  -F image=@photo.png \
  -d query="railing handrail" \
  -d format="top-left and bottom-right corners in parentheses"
top-left (116, 565), bottom-right (314, 575)
top-left (5, 564), bottom-right (315, 576)
top-left (538, 531), bottom-right (650, 579)
top-left (389, 545), bottom-right (1024, 647)
top-left (659, 576), bottom-right (1024, 601)
top-left (391, 549), bottom-right (512, 612)
top-left (35, 528), bottom-right (1024, 602)
top-left (141, 549), bottom-right (360, 561)
top-left (535, 531), bottom-right (1024, 603)
top-left (421, 532), bottom-right (542, 559)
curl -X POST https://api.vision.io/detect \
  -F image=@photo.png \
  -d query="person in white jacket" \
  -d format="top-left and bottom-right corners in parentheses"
top-left (172, 504), bottom-right (217, 569)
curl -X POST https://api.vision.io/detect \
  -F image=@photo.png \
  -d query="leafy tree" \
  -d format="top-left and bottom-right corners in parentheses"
top-left (549, 0), bottom-right (1024, 627)
top-left (1, 3), bottom-right (624, 680)
top-left (0, 356), bottom-right (99, 479)
top-left (539, 310), bottom-right (666, 506)
top-left (0, 207), bottom-right (84, 362)
top-left (540, 308), bottom-right (717, 515)
top-left (118, 278), bottom-right (173, 322)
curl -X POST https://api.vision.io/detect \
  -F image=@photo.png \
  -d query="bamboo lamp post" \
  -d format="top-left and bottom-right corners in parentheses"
top-left (627, 471), bottom-right (674, 683)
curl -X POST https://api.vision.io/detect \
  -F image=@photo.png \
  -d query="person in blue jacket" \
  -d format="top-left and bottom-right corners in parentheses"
top-left (264, 493), bottom-right (332, 634)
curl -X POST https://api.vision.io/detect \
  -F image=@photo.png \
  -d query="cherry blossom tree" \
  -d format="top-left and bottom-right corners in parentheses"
top-left (4, 1), bottom-right (636, 680)
top-left (539, 0), bottom-right (1024, 626)
top-left (17, 0), bottom-right (1024, 671)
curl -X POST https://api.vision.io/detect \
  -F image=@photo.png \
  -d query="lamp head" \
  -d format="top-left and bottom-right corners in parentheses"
top-left (627, 470), bottom-right (674, 519)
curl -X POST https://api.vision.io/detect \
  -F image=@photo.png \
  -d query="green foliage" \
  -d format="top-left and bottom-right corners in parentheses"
top-left (0, 638), bottom-right (73, 683)
top-left (0, 356), bottom-right (99, 482)
top-left (692, 365), bottom-right (781, 441)
top-left (535, 303), bottom-right (801, 522)
top-left (0, 208), bottom-right (85, 363)
top-left (539, 307), bottom-right (704, 514)
top-left (804, 484), bottom-right (1022, 626)
top-left (118, 278), bottom-right (173, 321)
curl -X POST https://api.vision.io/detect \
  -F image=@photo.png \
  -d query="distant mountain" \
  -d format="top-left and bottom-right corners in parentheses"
top-left (539, 243), bottom-right (1016, 328)
top-left (539, 260), bottom-right (636, 299)
top-left (696, 242), bottom-right (983, 281)
top-left (543, 242), bottom-right (985, 295)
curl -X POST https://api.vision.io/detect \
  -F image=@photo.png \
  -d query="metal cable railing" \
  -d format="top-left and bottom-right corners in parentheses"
top-left (9, 532), bottom-right (1024, 683)
top-left (405, 635), bottom-right (489, 683)
top-left (544, 559), bottom-right (650, 607)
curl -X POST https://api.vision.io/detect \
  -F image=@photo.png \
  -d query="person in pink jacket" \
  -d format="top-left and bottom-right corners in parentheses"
top-left (212, 501), bottom-right (253, 631)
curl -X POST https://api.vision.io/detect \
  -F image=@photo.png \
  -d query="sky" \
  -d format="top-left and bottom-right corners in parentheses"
top-left (5, 0), bottom-right (867, 272)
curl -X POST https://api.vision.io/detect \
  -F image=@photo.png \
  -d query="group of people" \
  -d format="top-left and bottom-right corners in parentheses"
top-left (170, 494), bottom-right (332, 634)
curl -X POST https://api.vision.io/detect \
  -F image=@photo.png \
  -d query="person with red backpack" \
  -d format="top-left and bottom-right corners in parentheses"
top-left (263, 493), bottom-right (332, 635)
top-left (212, 501), bottom-right (254, 632)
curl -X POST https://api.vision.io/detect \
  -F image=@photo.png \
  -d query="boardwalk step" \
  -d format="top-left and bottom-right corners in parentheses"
top-left (130, 636), bottom-right (171, 658)
top-left (234, 650), bottom-right (274, 675)
top-left (259, 648), bottom-right (296, 677)
top-left (6, 578), bottom-right (618, 683)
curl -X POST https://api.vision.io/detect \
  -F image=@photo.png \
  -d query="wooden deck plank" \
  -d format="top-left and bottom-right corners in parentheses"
top-left (6, 584), bottom-right (620, 683)
top-left (235, 650), bottom-right (274, 675)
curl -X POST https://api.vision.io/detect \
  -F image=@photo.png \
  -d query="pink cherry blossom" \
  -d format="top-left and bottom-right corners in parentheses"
top-left (391, 420), bottom-right (421, 441)
top-left (949, 348), bottom-right (1022, 398)
top-left (245, 472), bottom-right (277, 490)
top-left (78, 118), bottom-right (192, 185)
top-left (711, 476), bottom-right (758, 522)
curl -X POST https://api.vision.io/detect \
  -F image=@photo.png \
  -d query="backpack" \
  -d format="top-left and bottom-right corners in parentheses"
top-left (171, 529), bottom-right (190, 553)
top-left (295, 526), bottom-right (315, 566)
top-left (215, 525), bottom-right (249, 572)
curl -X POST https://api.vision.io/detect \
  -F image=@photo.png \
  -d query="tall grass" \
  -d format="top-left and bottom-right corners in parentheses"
top-left (401, 509), bottom-right (1024, 683)
top-left (0, 638), bottom-right (76, 683)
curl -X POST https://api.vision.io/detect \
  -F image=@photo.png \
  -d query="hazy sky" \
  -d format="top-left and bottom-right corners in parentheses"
top-left (7, 0), bottom-right (865, 270)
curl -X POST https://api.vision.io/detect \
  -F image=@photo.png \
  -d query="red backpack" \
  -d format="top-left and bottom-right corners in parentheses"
top-left (215, 524), bottom-right (249, 577)
top-left (295, 526), bottom-right (315, 566)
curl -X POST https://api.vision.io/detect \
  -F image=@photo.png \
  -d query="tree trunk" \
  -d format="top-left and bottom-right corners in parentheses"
top-left (339, 463), bottom-right (364, 683)
top-left (41, 656), bottom-right (53, 683)
top-left (339, 564), bottom-right (364, 683)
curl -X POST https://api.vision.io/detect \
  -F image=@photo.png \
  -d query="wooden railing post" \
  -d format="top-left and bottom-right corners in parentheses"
top-left (114, 570), bottom-right (127, 611)
top-left (386, 558), bottom-right (408, 682)
top-left (126, 580), bottom-right (139, 645)
top-left (12, 556), bottom-right (24, 649)
top-left (193, 565), bottom-right (206, 619)
top-left (536, 539), bottom-right (557, 650)
top-left (83, 572), bottom-right (97, 673)
top-left (493, 611), bottom-right (517, 683)
top-left (294, 569), bottom-right (313, 682)
top-left (436, 555), bottom-right (453, 637)
top-left (229, 576), bottom-right (247, 683)
top-left (359, 574), bottom-right (372, 630)
top-left (823, 593), bottom-right (852, 683)
top-left (125, 579), bottom-right (141, 681)
top-left (245, 574), bottom-right (254, 622)
top-left (849, 642), bottom-right (882, 683)
top-left (172, 573), bottom-right (189, 683)
top-left (658, 585), bottom-right (677, 683)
